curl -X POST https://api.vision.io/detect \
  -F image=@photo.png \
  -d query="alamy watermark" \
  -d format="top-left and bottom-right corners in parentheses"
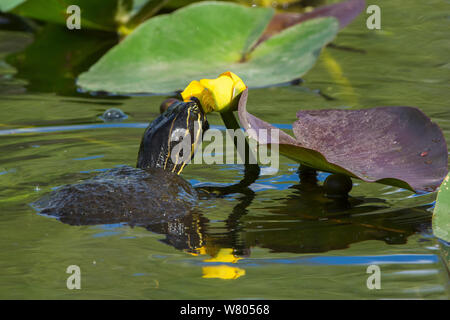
top-left (169, 124), bottom-right (280, 173)
top-left (66, 265), bottom-right (81, 290)
top-left (366, 264), bottom-right (381, 290)
top-left (366, 4), bottom-right (381, 30)
top-left (66, 5), bottom-right (81, 30)
top-left (65, 3), bottom-right (382, 31)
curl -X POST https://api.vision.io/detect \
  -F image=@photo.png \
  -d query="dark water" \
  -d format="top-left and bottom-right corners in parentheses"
top-left (0, 0), bottom-right (449, 299)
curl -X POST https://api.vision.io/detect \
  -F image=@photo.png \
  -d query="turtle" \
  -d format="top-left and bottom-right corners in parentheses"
top-left (33, 99), bottom-right (214, 226)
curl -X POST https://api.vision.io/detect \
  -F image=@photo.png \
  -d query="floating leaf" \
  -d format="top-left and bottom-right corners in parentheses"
top-left (433, 175), bottom-right (450, 242)
top-left (77, 2), bottom-right (338, 94)
top-left (238, 89), bottom-right (448, 193)
top-left (11, 0), bottom-right (132, 31)
top-left (257, 0), bottom-right (365, 44)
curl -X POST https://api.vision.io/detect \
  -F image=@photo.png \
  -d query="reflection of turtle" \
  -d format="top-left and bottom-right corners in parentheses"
top-left (34, 99), bottom-right (210, 225)
top-left (148, 167), bottom-right (433, 256)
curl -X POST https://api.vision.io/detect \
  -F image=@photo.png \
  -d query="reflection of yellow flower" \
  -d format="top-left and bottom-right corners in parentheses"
top-left (203, 248), bottom-right (245, 280)
top-left (187, 247), bottom-right (246, 280)
top-left (202, 266), bottom-right (246, 280)
top-left (181, 71), bottom-right (247, 113)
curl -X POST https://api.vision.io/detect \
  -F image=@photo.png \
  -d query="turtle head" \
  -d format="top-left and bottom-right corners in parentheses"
top-left (137, 98), bottom-right (209, 174)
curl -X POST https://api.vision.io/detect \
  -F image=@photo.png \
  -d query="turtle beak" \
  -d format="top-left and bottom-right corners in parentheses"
top-left (137, 99), bottom-right (209, 174)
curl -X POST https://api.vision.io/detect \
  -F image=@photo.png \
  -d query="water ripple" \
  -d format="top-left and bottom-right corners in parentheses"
top-left (193, 254), bottom-right (441, 267)
top-left (0, 123), bottom-right (291, 135)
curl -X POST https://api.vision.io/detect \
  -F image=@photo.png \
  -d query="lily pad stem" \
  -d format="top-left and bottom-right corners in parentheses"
top-left (220, 110), bottom-right (260, 190)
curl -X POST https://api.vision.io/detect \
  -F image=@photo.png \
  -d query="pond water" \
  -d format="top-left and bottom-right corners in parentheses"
top-left (0, 0), bottom-right (449, 299)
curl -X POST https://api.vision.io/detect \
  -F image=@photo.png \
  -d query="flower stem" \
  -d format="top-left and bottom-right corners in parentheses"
top-left (220, 110), bottom-right (260, 189)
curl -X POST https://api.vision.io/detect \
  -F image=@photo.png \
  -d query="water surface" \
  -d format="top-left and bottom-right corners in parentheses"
top-left (0, 0), bottom-right (449, 299)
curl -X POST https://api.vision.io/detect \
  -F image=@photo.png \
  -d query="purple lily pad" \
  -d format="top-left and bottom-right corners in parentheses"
top-left (237, 89), bottom-right (448, 193)
top-left (256, 0), bottom-right (366, 46)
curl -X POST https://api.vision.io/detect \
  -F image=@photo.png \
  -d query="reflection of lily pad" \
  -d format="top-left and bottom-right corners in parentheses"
top-left (77, 2), bottom-right (339, 94)
top-left (238, 90), bottom-right (448, 193)
top-left (6, 25), bottom-right (116, 94)
top-left (433, 175), bottom-right (450, 242)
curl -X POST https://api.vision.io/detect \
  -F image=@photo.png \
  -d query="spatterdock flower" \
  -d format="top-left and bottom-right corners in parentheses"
top-left (181, 71), bottom-right (247, 113)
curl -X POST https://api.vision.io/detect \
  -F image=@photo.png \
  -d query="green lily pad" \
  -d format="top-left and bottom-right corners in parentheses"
top-left (0, 0), bottom-right (26, 12)
top-left (77, 2), bottom-right (338, 94)
top-left (433, 175), bottom-right (450, 242)
top-left (10, 0), bottom-right (132, 31)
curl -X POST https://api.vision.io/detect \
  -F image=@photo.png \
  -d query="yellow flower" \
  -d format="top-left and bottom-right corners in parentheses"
top-left (181, 71), bottom-right (247, 113)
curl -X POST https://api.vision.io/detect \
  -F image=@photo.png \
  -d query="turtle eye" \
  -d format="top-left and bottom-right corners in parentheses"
top-left (188, 96), bottom-right (201, 106)
top-left (186, 98), bottom-right (209, 132)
